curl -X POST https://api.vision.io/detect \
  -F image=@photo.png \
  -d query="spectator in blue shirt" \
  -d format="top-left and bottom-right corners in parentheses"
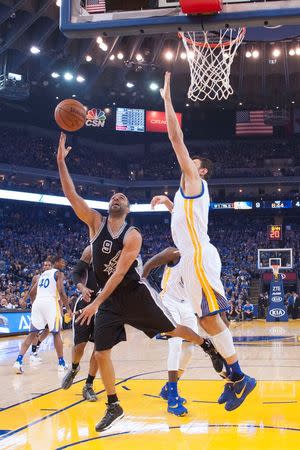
top-left (242, 300), bottom-right (254, 320)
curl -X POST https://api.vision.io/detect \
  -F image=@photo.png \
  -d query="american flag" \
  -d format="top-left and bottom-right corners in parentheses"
top-left (236, 111), bottom-right (273, 136)
top-left (85, 0), bottom-right (106, 13)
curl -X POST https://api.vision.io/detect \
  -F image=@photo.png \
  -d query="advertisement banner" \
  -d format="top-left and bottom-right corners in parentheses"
top-left (263, 272), bottom-right (297, 282)
top-left (0, 311), bottom-right (31, 336)
top-left (266, 274), bottom-right (288, 322)
top-left (146, 110), bottom-right (182, 133)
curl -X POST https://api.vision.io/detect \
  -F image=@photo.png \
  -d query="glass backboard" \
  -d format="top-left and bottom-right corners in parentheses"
top-left (60, 1), bottom-right (300, 38)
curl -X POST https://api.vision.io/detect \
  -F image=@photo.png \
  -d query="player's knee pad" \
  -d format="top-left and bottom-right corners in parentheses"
top-left (211, 328), bottom-right (235, 359)
top-left (167, 337), bottom-right (182, 371)
top-left (179, 342), bottom-right (195, 371)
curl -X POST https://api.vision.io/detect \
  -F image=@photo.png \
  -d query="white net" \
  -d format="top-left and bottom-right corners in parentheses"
top-left (179, 28), bottom-right (246, 102)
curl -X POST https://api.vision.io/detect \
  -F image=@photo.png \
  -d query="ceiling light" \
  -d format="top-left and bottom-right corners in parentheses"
top-left (135, 53), bottom-right (143, 62)
top-left (272, 48), bottom-right (281, 57)
top-left (30, 46), bottom-right (40, 54)
top-left (64, 72), bottom-right (73, 81)
top-left (239, 102), bottom-right (243, 106)
top-left (149, 82), bottom-right (159, 91)
top-left (109, 54), bottom-right (115, 61)
top-left (296, 47), bottom-right (300, 56)
top-left (292, 100), bottom-right (295, 104)
top-left (72, 94), bottom-right (76, 98)
top-left (185, 103), bottom-right (190, 107)
top-left (126, 82), bottom-right (134, 88)
top-left (56, 96), bottom-right (59, 100)
top-left (180, 52), bottom-right (187, 60)
top-left (245, 51), bottom-right (252, 58)
top-left (76, 75), bottom-right (85, 83)
top-left (117, 52), bottom-right (124, 60)
top-left (104, 108), bottom-right (111, 113)
top-left (187, 51), bottom-right (194, 59)
top-left (51, 72), bottom-right (60, 79)
top-left (252, 50), bottom-right (259, 58)
top-left (289, 49), bottom-right (296, 56)
top-left (165, 51), bottom-right (174, 61)
top-left (99, 42), bottom-right (108, 51)
top-left (56, 0), bottom-right (61, 6)
top-left (85, 55), bottom-right (92, 62)
top-left (96, 36), bottom-right (103, 44)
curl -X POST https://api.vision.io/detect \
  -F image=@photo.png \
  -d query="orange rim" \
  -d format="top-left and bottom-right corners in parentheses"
top-left (178, 27), bottom-right (246, 49)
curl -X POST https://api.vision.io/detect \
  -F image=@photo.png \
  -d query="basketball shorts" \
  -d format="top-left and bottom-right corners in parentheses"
top-left (180, 242), bottom-right (229, 317)
top-left (73, 296), bottom-right (94, 345)
top-left (162, 294), bottom-right (198, 334)
top-left (94, 280), bottom-right (176, 351)
top-left (30, 297), bottom-right (61, 333)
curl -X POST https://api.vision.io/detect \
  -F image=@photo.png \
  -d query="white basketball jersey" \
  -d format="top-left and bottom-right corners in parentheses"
top-left (36, 269), bottom-right (59, 302)
top-left (161, 262), bottom-right (187, 301)
top-left (171, 180), bottom-right (210, 253)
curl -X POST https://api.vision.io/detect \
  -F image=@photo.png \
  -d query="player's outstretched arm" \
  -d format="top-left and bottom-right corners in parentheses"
top-left (57, 132), bottom-right (101, 233)
top-left (151, 195), bottom-right (174, 212)
top-left (77, 229), bottom-right (142, 325)
top-left (56, 271), bottom-right (72, 315)
top-left (143, 247), bottom-right (179, 278)
top-left (72, 245), bottom-right (94, 302)
top-left (160, 72), bottom-right (198, 180)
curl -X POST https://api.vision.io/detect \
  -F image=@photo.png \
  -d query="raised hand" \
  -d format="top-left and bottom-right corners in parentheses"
top-left (160, 71), bottom-right (171, 102)
top-left (57, 132), bottom-right (72, 161)
top-left (151, 195), bottom-right (170, 209)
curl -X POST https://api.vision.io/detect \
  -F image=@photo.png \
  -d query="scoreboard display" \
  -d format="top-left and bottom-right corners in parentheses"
top-left (116, 108), bottom-right (145, 132)
top-left (267, 225), bottom-right (282, 241)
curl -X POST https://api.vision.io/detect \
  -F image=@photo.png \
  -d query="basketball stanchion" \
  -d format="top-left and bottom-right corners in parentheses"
top-left (266, 260), bottom-right (288, 322)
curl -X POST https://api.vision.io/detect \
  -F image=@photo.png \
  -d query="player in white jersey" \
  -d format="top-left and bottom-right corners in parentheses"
top-left (143, 247), bottom-right (225, 416)
top-left (13, 256), bottom-right (72, 374)
top-left (152, 72), bottom-right (256, 412)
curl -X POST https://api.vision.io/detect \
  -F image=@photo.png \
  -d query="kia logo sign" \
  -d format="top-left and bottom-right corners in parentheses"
top-left (272, 296), bottom-right (282, 303)
top-left (146, 110), bottom-right (182, 133)
top-left (270, 308), bottom-right (285, 318)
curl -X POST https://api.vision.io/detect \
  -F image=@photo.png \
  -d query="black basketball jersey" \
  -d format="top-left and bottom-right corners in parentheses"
top-left (91, 216), bottom-right (142, 291)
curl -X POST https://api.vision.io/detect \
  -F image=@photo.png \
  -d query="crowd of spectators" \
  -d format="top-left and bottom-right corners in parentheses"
top-left (1, 126), bottom-right (300, 182)
top-left (1, 202), bottom-right (299, 315)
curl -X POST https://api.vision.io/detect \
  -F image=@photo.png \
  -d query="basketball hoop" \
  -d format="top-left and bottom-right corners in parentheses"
top-left (179, 27), bottom-right (246, 102)
top-left (271, 264), bottom-right (280, 277)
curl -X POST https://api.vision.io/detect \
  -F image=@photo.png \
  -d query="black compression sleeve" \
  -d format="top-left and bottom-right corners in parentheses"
top-left (72, 260), bottom-right (89, 285)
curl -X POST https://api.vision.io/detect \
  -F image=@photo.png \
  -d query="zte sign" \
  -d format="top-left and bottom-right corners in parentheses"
top-left (146, 110), bottom-right (182, 133)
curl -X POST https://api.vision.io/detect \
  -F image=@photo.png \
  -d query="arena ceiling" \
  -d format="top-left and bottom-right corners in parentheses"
top-left (1, 0), bottom-right (300, 113)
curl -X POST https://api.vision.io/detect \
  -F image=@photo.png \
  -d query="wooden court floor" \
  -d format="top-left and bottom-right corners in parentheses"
top-left (1, 321), bottom-right (300, 449)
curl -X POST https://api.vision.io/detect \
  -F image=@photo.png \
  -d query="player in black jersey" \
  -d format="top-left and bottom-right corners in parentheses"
top-left (57, 132), bottom-right (223, 432)
top-left (61, 245), bottom-right (99, 401)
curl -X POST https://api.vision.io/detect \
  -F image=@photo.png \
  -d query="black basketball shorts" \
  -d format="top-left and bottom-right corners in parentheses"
top-left (94, 280), bottom-right (176, 351)
top-left (73, 296), bottom-right (94, 345)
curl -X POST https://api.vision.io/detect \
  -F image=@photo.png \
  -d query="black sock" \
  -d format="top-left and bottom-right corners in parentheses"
top-left (36, 340), bottom-right (42, 348)
top-left (107, 394), bottom-right (118, 405)
top-left (32, 345), bottom-right (37, 353)
top-left (72, 362), bottom-right (79, 371)
top-left (86, 374), bottom-right (95, 385)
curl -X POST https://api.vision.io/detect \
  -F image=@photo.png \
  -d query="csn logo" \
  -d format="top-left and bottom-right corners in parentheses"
top-left (270, 308), bottom-right (285, 318)
top-left (86, 108), bottom-right (106, 127)
top-left (272, 296), bottom-right (282, 303)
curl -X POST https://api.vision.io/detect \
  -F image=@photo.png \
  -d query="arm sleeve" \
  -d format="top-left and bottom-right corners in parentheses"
top-left (72, 260), bottom-right (89, 285)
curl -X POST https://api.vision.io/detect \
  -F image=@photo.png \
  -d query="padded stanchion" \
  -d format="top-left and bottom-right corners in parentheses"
top-left (179, 0), bottom-right (223, 14)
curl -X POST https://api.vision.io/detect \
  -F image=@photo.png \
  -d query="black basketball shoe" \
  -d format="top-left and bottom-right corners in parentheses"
top-left (95, 403), bottom-right (124, 432)
top-left (82, 383), bottom-right (97, 402)
top-left (61, 365), bottom-right (80, 390)
top-left (201, 338), bottom-right (224, 373)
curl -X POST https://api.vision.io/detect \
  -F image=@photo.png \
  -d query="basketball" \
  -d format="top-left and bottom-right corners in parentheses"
top-left (54, 99), bottom-right (86, 132)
